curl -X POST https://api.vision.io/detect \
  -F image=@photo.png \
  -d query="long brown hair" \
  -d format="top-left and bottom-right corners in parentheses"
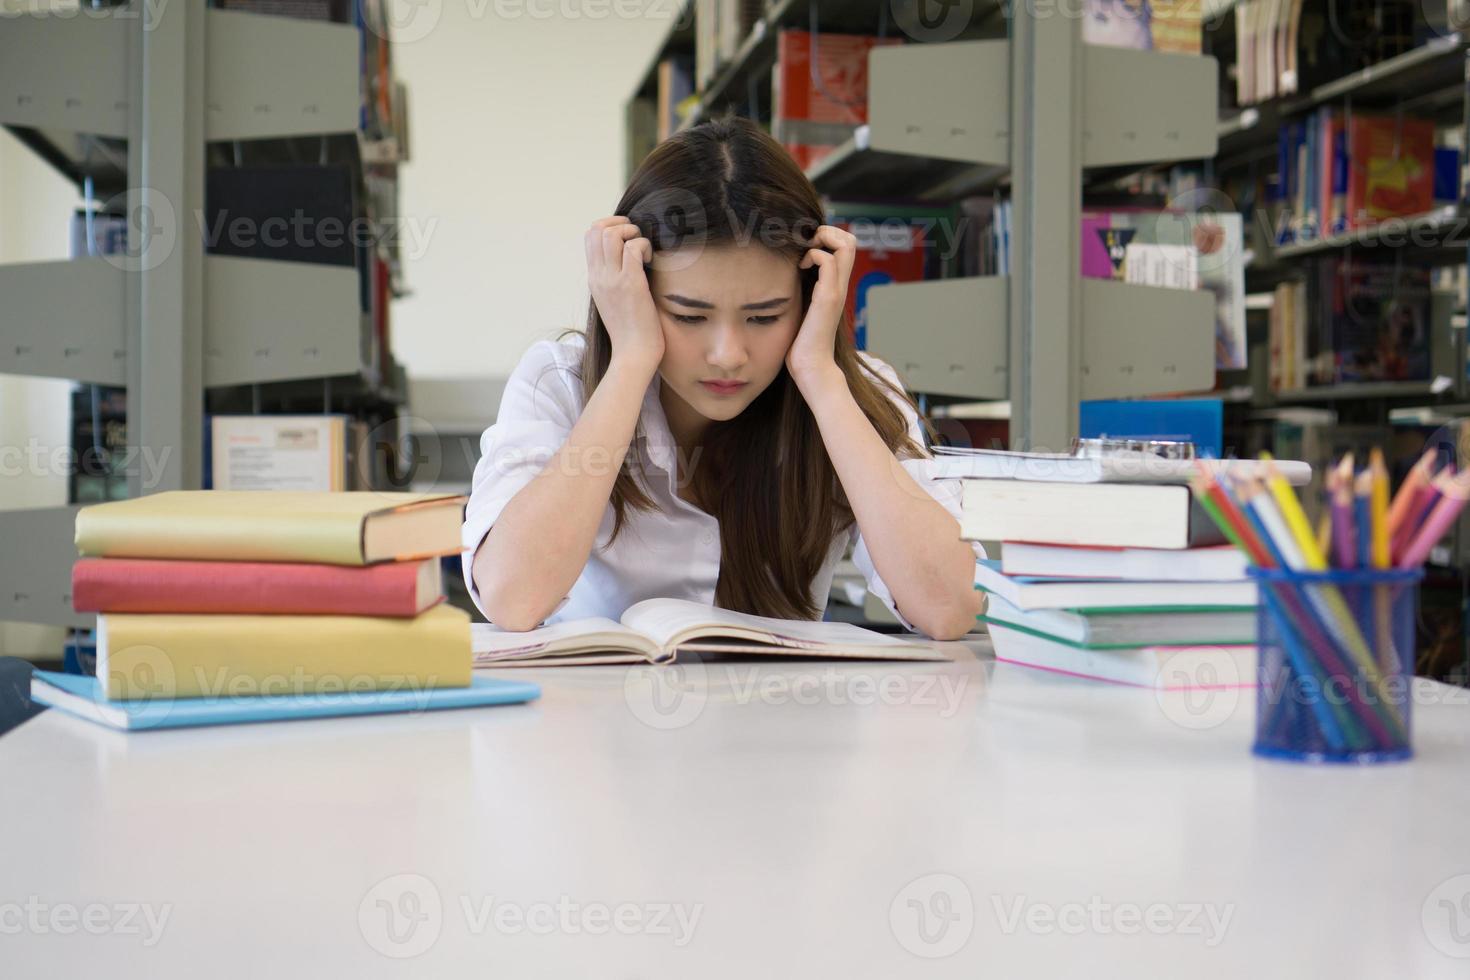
top-left (562, 113), bottom-right (931, 620)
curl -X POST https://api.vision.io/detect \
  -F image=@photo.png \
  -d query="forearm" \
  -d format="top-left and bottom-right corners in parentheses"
top-left (798, 368), bottom-right (981, 639)
top-left (473, 358), bottom-right (655, 630)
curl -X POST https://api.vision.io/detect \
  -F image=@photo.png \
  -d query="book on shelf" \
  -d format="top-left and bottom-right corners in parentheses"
top-left (32, 671), bottom-right (537, 732)
top-left (93, 604), bottom-right (471, 701)
top-left (1267, 258), bottom-right (1438, 391)
top-left (656, 54), bottom-right (697, 141)
top-left (210, 415), bottom-right (353, 492)
top-left (1080, 209), bottom-right (1248, 371)
top-left (1082, 0), bottom-right (1202, 54)
top-left (823, 201), bottom-right (958, 350)
top-left (74, 490), bottom-right (466, 566)
top-left (1276, 112), bottom-right (1436, 243)
top-left (772, 29), bottom-right (901, 171)
top-left (974, 560), bottom-right (1256, 611)
top-left (68, 384), bottom-right (128, 505)
top-left (979, 592), bottom-right (1257, 648)
top-left (72, 556), bottom-right (445, 617)
top-left (1233, 0), bottom-right (1411, 106)
top-left (987, 624), bottom-right (1256, 689)
top-left (473, 597), bottom-right (948, 667)
top-left (1000, 541), bottom-right (1250, 582)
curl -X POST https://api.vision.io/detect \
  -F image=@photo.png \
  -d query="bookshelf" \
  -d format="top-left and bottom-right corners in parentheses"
top-left (0, 1), bottom-right (410, 629)
top-left (626, 1), bottom-right (1219, 449)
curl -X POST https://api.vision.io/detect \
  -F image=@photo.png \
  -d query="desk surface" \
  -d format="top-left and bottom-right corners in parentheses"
top-left (3, 640), bottom-right (1470, 978)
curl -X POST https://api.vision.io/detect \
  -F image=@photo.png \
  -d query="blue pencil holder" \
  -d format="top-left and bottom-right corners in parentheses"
top-left (1248, 566), bottom-right (1422, 764)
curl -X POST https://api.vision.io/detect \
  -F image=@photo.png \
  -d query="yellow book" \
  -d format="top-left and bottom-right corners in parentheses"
top-left (97, 604), bottom-right (471, 701)
top-left (75, 491), bottom-right (466, 566)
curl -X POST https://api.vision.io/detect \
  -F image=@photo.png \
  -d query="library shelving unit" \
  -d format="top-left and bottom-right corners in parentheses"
top-left (0, 2), bottom-right (410, 629)
top-left (626, 0), bottom-right (1220, 452)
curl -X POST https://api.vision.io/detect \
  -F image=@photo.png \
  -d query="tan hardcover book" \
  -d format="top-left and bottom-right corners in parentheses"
top-left (75, 491), bottom-right (466, 566)
top-left (99, 604), bottom-right (471, 700)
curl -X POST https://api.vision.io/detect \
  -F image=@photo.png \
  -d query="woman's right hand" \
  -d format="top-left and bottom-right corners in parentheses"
top-left (585, 216), bottom-right (664, 374)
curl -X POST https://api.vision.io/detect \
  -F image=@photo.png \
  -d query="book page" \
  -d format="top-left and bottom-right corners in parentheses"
top-left (471, 618), bottom-right (665, 663)
top-left (619, 598), bottom-right (932, 656)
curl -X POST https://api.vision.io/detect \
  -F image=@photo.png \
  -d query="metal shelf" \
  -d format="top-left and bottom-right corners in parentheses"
top-left (204, 9), bottom-right (360, 141)
top-left (629, 0), bottom-right (696, 101)
top-left (1078, 279), bottom-right (1217, 400)
top-left (2, 259), bottom-right (127, 385)
top-left (804, 126), bottom-right (1006, 201)
top-left (810, 44), bottom-right (1217, 201)
top-left (865, 277), bottom-right (1009, 399)
top-left (1266, 380), bottom-right (1451, 403)
top-left (0, 507), bottom-right (91, 630)
top-left (0, 3), bottom-right (411, 628)
top-left (203, 256), bottom-right (365, 387)
top-left (1271, 206), bottom-right (1468, 260)
top-left (680, 0), bottom-right (1004, 133)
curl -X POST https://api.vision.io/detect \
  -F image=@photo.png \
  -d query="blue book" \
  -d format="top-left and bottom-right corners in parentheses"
top-left (29, 670), bottom-right (540, 732)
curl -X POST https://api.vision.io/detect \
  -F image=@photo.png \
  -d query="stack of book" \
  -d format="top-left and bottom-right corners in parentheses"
top-left (68, 491), bottom-right (473, 705)
top-left (939, 450), bottom-right (1313, 688)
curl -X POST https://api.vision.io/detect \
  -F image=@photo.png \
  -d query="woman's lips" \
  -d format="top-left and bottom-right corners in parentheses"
top-left (700, 380), bottom-right (748, 395)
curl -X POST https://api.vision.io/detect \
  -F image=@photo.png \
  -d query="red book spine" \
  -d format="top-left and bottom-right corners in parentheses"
top-left (71, 558), bottom-right (438, 617)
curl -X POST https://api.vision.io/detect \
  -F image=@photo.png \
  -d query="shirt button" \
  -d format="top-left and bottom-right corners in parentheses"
top-left (702, 530), bottom-right (715, 545)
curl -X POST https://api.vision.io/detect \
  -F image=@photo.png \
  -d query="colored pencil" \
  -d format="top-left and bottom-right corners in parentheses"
top-left (1369, 448), bottom-right (1390, 570)
top-left (1354, 472), bottom-right (1373, 570)
top-left (1397, 470), bottom-right (1470, 569)
top-left (1386, 449), bottom-right (1436, 540)
top-left (1330, 462), bottom-right (1357, 570)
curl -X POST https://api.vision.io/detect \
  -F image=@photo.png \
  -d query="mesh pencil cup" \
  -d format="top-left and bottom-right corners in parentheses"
top-left (1247, 566), bottom-right (1422, 764)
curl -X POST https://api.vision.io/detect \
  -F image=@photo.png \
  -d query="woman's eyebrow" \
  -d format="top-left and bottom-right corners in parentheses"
top-left (662, 294), bottom-right (791, 310)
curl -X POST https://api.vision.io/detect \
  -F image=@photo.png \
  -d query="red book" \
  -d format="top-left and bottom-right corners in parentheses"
top-left (1346, 116), bottom-right (1434, 229)
top-left (772, 30), bottom-right (903, 171)
top-left (71, 556), bottom-right (444, 617)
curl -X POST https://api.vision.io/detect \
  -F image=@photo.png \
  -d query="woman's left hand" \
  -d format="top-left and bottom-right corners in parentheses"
top-left (786, 224), bottom-right (857, 387)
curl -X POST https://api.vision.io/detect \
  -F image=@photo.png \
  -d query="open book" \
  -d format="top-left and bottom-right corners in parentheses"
top-left (471, 597), bottom-right (949, 667)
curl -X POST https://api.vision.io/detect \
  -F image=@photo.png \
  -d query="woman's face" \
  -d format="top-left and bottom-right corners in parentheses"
top-left (647, 242), bottom-right (803, 426)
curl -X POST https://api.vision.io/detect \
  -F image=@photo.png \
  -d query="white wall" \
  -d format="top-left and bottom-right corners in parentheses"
top-left (388, 3), bottom-right (673, 379)
top-left (0, 127), bottom-right (83, 657)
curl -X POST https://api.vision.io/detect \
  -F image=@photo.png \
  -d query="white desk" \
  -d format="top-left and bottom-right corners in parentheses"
top-left (3, 639), bottom-right (1470, 978)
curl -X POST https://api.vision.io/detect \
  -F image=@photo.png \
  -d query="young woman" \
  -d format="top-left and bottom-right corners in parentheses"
top-left (463, 115), bottom-right (984, 639)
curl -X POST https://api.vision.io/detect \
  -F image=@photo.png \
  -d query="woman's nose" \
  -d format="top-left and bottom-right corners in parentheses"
top-left (708, 323), bottom-right (748, 370)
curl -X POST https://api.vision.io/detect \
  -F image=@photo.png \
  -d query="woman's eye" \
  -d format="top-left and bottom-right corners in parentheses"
top-left (748, 315), bottom-right (781, 325)
top-left (671, 314), bottom-right (705, 324)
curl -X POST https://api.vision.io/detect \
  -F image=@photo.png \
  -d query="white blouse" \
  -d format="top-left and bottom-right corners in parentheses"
top-left (460, 333), bottom-right (984, 634)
